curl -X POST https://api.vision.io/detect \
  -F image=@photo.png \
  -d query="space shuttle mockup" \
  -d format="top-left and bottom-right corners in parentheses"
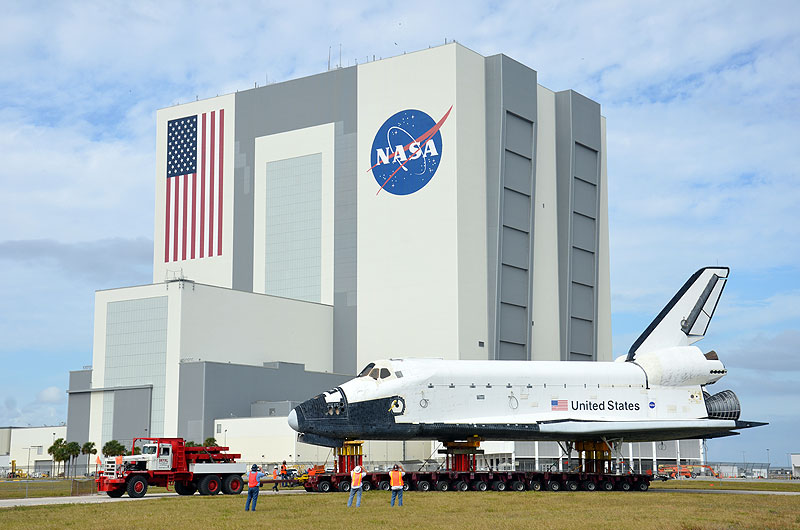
top-left (288, 267), bottom-right (765, 448)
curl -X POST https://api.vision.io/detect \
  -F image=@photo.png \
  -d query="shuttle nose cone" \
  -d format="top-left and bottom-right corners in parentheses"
top-left (287, 409), bottom-right (299, 431)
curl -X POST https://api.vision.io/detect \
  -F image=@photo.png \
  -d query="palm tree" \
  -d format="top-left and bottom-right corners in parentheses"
top-left (81, 442), bottom-right (97, 476)
top-left (203, 437), bottom-right (218, 447)
top-left (102, 440), bottom-right (126, 457)
top-left (65, 442), bottom-right (81, 478)
top-left (48, 438), bottom-right (65, 476)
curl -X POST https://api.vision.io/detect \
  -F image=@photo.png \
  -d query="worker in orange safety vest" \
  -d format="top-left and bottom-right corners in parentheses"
top-left (280, 461), bottom-right (288, 487)
top-left (272, 466), bottom-right (279, 492)
top-left (347, 465), bottom-right (367, 507)
top-left (245, 464), bottom-right (266, 512)
top-left (389, 464), bottom-right (406, 507)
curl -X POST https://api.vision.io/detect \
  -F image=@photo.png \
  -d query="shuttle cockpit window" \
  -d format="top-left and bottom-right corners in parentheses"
top-left (358, 363), bottom-right (376, 377)
top-left (379, 368), bottom-right (391, 379)
top-left (368, 368), bottom-right (380, 380)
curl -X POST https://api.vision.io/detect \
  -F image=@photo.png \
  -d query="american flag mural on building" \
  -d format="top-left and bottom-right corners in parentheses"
top-left (165, 110), bottom-right (224, 262)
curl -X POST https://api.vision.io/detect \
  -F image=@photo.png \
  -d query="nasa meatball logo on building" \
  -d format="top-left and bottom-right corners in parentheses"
top-left (369, 106), bottom-right (452, 195)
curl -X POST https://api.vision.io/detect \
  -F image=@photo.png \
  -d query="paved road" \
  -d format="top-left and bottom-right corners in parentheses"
top-left (0, 489), bottom-right (307, 509)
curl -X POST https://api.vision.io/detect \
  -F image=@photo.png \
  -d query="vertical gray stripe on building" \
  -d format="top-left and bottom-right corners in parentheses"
top-left (234, 68), bottom-right (358, 374)
top-left (484, 55), bottom-right (537, 361)
top-left (555, 90), bottom-right (602, 361)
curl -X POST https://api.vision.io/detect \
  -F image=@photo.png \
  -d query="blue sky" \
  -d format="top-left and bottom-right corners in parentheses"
top-left (1, 1), bottom-right (798, 465)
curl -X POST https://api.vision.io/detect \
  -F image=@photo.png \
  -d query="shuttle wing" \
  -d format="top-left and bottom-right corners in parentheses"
top-left (534, 418), bottom-right (766, 442)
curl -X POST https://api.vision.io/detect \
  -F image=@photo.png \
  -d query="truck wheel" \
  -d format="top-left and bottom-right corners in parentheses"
top-left (338, 481), bottom-right (351, 492)
top-left (379, 480), bottom-right (390, 491)
top-left (565, 480), bottom-right (579, 492)
top-left (491, 480), bottom-right (506, 491)
top-left (454, 480), bottom-right (469, 491)
top-left (198, 475), bottom-right (221, 495)
top-left (547, 480), bottom-right (561, 492)
top-left (317, 480), bottom-right (332, 493)
top-left (222, 474), bottom-right (243, 495)
top-left (416, 480), bottom-right (431, 492)
top-left (473, 480), bottom-right (488, 492)
top-left (529, 480), bottom-right (542, 491)
top-left (582, 480), bottom-right (597, 492)
top-left (637, 481), bottom-right (650, 492)
top-left (619, 480), bottom-right (632, 492)
top-left (511, 481), bottom-right (525, 492)
top-left (107, 488), bottom-right (125, 498)
top-left (600, 480), bottom-right (614, 492)
top-left (362, 481), bottom-right (372, 491)
top-left (402, 482), bottom-right (409, 491)
top-left (127, 475), bottom-right (148, 498)
top-left (435, 481), bottom-right (450, 491)
top-left (174, 482), bottom-right (197, 495)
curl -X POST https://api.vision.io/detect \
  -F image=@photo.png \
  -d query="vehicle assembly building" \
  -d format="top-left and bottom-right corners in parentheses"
top-left (64, 42), bottom-right (701, 473)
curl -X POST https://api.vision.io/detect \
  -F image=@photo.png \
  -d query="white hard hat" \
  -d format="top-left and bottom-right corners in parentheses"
top-left (353, 465), bottom-right (361, 473)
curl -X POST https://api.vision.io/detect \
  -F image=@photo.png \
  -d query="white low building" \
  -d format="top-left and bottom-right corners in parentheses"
top-left (0, 426), bottom-right (66, 476)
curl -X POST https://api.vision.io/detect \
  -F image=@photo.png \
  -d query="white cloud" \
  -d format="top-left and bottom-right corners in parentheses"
top-left (37, 386), bottom-right (64, 404)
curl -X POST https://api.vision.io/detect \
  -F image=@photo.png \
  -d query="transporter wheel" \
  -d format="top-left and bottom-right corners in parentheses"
top-left (600, 480), bottom-right (614, 492)
top-left (637, 481), bottom-right (650, 492)
top-left (338, 481), bottom-right (351, 492)
top-left (362, 481), bottom-right (372, 491)
top-left (416, 480), bottom-right (431, 492)
top-left (455, 480), bottom-right (469, 492)
top-left (529, 480), bottom-right (542, 491)
top-left (473, 480), bottom-right (488, 492)
top-left (379, 480), bottom-right (391, 491)
top-left (491, 480), bottom-right (506, 492)
top-left (690, 473), bottom-right (697, 479)
top-left (565, 480), bottom-right (579, 492)
top-left (106, 488), bottom-right (125, 498)
top-left (222, 475), bottom-right (243, 495)
top-left (581, 480), bottom-right (597, 492)
top-left (126, 475), bottom-right (148, 498)
top-left (435, 481), bottom-right (450, 492)
top-left (511, 481), bottom-right (525, 492)
top-left (403, 482), bottom-right (410, 491)
top-left (317, 480), bottom-right (332, 493)
top-left (547, 480), bottom-right (561, 492)
top-left (174, 481), bottom-right (197, 495)
top-left (619, 480), bottom-right (632, 492)
top-left (198, 475), bottom-right (221, 495)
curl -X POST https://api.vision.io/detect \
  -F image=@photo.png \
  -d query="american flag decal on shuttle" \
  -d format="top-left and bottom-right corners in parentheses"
top-left (551, 400), bottom-right (568, 411)
top-left (165, 110), bottom-right (224, 262)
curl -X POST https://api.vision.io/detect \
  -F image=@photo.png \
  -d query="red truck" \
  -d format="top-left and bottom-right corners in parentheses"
top-left (96, 437), bottom-right (245, 498)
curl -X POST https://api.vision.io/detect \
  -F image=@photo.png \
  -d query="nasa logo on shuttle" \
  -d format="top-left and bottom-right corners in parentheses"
top-left (369, 106), bottom-right (452, 195)
top-left (649, 401), bottom-right (656, 409)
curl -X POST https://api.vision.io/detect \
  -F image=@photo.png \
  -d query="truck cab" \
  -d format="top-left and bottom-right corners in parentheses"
top-left (141, 443), bottom-right (174, 471)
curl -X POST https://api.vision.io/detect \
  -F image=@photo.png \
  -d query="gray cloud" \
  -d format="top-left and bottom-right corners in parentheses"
top-left (0, 238), bottom-right (152, 287)
top-left (723, 329), bottom-right (800, 373)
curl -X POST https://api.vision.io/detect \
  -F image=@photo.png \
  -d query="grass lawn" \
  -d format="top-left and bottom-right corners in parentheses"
top-left (650, 480), bottom-right (800, 492)
top-left (0, 480), bottom-right (96, 499)
top-left (2, 490), bottom-right (799, 529)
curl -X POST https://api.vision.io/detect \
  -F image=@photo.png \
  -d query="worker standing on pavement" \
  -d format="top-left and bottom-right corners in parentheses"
top-left (389, 464), bottom-right (406, 507)
top-left (245, 464), bottom-right (266, 512)
top-left (272, 466), bottom-right (279, 492)
top-left (347, 465), bottom-right (367, 507)
top-left (280, 460), bottom-right (288, 487)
